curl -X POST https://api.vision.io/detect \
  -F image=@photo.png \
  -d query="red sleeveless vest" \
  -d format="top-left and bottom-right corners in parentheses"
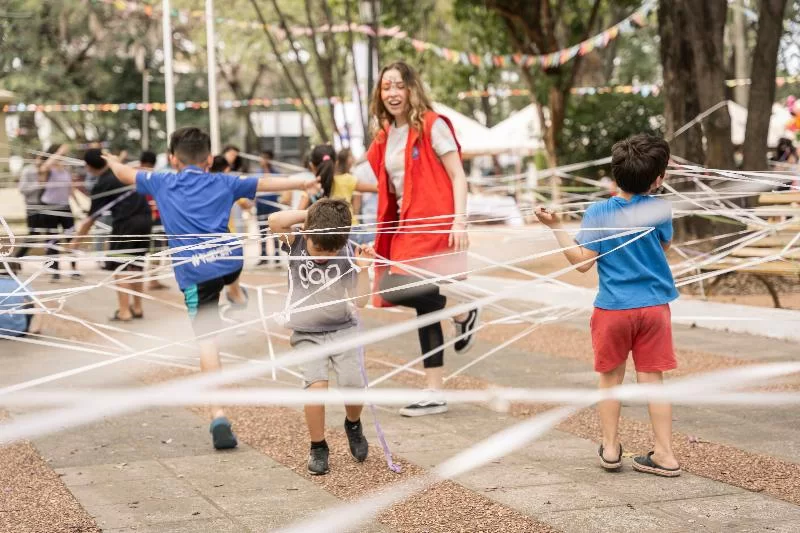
top-left (366, 110), bottom-right (467, 307)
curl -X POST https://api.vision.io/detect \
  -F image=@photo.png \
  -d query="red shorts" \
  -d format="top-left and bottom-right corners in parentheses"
top-left (590, 304), bottom-right (676, 373)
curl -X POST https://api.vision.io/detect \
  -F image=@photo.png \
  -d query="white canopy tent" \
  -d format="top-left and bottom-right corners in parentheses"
top-left (431, 102), bottom-right (492, 158)
top-left (484, 104), bottom-right (545, 156)
top-left (728, 101), bottom-right (793, 148)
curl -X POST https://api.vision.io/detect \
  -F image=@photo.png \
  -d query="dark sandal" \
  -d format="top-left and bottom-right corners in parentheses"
top-left (210, 417), bottom-right (238, 450)
top-left (109, 310), bottom-right (132, 322)
top-left (632, 451), bottom-right (681, 477)
top-left (130, 306), bottom-right (144, 319)
top-left (598, 443), bottom-right (623, 471)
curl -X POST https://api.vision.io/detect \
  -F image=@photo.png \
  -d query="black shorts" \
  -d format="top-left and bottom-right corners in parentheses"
top-left (105, 215), bottom-right (153, 272)
top-left (39, 205), bottom-right (75, 232)
top-left (182, 269), bottom-right (242, 337)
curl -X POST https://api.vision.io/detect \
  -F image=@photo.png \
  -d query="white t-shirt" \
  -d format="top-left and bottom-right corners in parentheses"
top-left (384, 118), bottom-right (457, 202)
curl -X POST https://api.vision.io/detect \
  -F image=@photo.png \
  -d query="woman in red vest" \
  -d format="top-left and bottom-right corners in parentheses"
top-left (364, 60), bottom-right (480, 417)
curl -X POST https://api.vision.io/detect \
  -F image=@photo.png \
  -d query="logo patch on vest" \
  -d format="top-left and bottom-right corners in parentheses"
top-left (412, 146), bottom-right (420, 160)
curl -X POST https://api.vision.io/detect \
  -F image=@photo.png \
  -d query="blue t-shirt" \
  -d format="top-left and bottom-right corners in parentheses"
top-left (0, 277), bottom-right (30, 337)
top-left (575, 195), bottom-right (678, 310)
top-left (136, 166), bottom-right (259, 290)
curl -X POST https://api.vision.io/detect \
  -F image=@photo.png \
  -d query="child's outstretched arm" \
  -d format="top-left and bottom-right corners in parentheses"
top-left (268, 209), bottom-right (307, 247)
top-left (257, 175), bottom-right (318, 193)
top-left (535, 207), bottom-right (598, 273)
top-left (102, 153), bottom-right (137, 185)
top-left (353, 244), bottom-right (376, 308)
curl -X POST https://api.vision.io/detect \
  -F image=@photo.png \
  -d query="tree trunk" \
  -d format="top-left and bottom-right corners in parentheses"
top-left (658, 0), bottom-right (705, 163)
top-left (682, 0), bottom-right (736, 169)
top-left (742, 0), bottom-right (789, 170)
top-left (545, 85), bottom-right (566, 168)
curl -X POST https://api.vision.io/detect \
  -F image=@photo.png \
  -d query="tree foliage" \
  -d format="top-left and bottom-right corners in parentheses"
top-left (558, 93), bottom-right (664, 167)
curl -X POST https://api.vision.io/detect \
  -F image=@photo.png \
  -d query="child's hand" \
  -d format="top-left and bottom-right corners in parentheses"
top-left (534, 206), bottom-right (560, 227)
top-left (304, 178), bottom-right (321, 196)
top-left (354, 244), bottom-right (376, 268)
top-left (101, 151), bottom-right (121, 165)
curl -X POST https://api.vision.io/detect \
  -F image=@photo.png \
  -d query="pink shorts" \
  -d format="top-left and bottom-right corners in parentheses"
top-left (590, 304), bottom-right (676, 373)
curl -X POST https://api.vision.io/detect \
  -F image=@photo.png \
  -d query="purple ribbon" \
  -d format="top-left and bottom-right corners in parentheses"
top-left (356, 316), bottom-right (402, 473)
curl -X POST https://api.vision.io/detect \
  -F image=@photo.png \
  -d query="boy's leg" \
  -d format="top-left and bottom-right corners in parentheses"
top-left (637, 371), bottom-right (679, 469)
top-left (631, 304), bottom-right (679, 471)
top-left (591, 307), bottom-right (634, 465)
top-left (333, 336), bottom-right (368, 462)
top-left (598, 361), bottom-right (627, 461)
top-left (184, 279), bottom-right (229, 423)
top-left (304, 380), bottom-right (328, 442)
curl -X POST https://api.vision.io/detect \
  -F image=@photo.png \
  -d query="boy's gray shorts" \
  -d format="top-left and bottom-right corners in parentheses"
top-left (290, 327), bottom-right (364, 388)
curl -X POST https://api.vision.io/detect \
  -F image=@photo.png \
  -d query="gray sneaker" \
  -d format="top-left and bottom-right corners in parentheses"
top-left (307, 446), bottom-right (329, 475)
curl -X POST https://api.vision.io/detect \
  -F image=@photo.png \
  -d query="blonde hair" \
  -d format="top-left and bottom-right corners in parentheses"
top-left (369, 61), bottom-right (433, 137)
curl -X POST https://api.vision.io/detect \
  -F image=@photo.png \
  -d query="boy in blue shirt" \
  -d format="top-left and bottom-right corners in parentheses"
top-left (104, 127), bottom-right (316, 450)
top-left (0, 262), bottom-right (43, 338)
top-left (536, 134), bottom-right (681, 477)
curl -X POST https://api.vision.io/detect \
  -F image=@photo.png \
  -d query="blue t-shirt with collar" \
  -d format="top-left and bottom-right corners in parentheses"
top-left (136, 166), bottom-right (259, 290)
top-left (575, 194), bottom-right (678, 310)
top-left (0, 277), bottom-right (29, 337)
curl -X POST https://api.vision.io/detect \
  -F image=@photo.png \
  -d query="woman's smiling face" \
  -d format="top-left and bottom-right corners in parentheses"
top-left (380, 69), bottom-right (408, 119)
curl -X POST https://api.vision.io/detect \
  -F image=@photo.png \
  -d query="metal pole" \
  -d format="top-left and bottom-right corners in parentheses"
top-left (205, 0), bottom-right (221, 154)
top-left (142, 68), bottom-right (150, 150)
top-left (162, 0), bottom-right (176, 138)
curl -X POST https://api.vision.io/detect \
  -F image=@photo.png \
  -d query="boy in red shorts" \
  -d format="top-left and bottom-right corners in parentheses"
top-left (536, 133), bottom-right (680, 477)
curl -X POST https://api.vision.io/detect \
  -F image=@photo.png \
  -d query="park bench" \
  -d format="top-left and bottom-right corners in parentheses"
top-left (697, 191), bottom-right (800, 308)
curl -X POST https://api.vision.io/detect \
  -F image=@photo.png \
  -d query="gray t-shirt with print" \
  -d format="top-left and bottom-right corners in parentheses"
top-left (282, 235), bottom-right (358, 333)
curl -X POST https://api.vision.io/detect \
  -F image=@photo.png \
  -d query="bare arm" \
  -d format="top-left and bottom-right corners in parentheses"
top-left (267, 209), bottom-right (307, 247)
top-left (39, 144), bottom-right (69, 178)
top-left (352, 244), bottom-right (376, 308)
top-left (354, 181), bottom-right (378, 193)
top-left (69, 217), bottom-right (94, 251)
top-left (297, 193), bottom-right (311, 211)
top-left (102, 154), bottom-right (138, 186)
top-left (257, 175), bottom-right (317, 192)
top-left (440, 151), bottom-right (469, 251)
top-left (535, 207), bottom-right (599, 273)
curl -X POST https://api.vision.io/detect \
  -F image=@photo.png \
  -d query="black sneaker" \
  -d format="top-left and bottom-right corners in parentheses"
top-left (50, 273), bottom-right (61, 283)
top-left (399, 396), bottom-right (448, 417)
top-left (453, 308), bottom-right (480, 354)
top-left (344, 418), bottom-right (368, 462)
top-left (307, 445), bottom-right (329, 475)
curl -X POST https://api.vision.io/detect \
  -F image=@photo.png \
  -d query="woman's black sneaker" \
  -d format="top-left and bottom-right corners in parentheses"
top-left (344, 418), bottom-right (368, 462)
top-left (453, 308), bottom-right (480, 354)
top-left (307, 445), bottom-right (329, 475)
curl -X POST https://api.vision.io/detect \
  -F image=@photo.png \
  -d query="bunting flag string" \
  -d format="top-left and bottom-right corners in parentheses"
top-left (6, 73), bottom-right (800, 114)
top-left (458, 75), bottom-right (800, 100)
top-left (1, 96), bottom-right (345, 115)
top-left (88, 0), bottom-right (657, 71)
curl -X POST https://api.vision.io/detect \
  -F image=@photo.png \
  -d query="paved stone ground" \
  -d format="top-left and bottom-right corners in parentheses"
top-left (2, 247), bottom-right (799, 531)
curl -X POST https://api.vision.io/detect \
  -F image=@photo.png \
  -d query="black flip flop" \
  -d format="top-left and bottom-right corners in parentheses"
top-left (109, 310), bottom-right (132, 322)
top-left (598, 443), bottom-right (623, 471)
top-left (130, 306), bottom-right (144, 319)
top-left (632, 451), bottom-right (681, 477)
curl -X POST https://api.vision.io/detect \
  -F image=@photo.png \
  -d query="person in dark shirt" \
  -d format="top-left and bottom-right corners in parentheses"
top-left (70, 149), bottom-right (153, 321)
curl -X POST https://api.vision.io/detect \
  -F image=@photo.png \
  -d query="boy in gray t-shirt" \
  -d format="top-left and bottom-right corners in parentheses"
top-left (269, 198), bottom-right (375, 476)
